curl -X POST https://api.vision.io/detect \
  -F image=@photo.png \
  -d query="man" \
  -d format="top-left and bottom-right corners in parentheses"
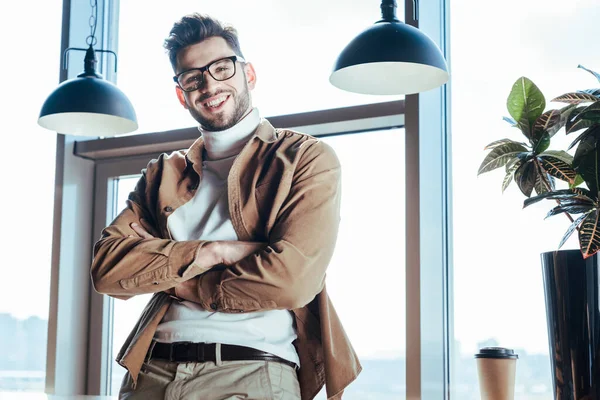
top-left (91, 13), bottom-right (361, 400)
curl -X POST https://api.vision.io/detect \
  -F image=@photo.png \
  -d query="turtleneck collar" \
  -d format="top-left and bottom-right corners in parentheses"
top-left (198, 108), bottom-right (260, 160)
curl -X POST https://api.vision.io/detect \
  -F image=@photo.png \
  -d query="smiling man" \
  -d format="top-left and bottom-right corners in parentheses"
top-left (90, 13), bottom-right (361, 400)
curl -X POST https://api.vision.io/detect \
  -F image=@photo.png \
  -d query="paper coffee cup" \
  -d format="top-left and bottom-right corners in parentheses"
top-left (475, 347), bottom-right (518, 400)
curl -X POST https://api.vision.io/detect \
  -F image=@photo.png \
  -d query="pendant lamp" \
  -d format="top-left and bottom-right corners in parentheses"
top-left (330, 0), bottom-right (449, 95)
top-left (38, 0), bottom-right (137, 136)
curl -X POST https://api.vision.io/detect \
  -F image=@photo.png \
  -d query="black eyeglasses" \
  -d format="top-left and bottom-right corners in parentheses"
top-left (173, 55), bottom-right (246, 92)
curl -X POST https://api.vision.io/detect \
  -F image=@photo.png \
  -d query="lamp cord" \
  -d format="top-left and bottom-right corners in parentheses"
top-left (86, 0), bottom-right (98, 47)
top-left (62, 0), bottom-right (118, 75)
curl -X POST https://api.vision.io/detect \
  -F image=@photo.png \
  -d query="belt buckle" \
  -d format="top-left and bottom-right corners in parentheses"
top-left (172, 341), bottom-right (196, 362)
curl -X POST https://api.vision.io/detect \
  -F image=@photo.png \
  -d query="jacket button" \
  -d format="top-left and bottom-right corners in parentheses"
top-left (164, 206), bottom-right (173, 212)
top-left (210, 303), bottom-right (218, 310)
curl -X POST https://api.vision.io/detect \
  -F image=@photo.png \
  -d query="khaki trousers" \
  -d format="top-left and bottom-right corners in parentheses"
top-left (119, 345), bottom-right (301, 400)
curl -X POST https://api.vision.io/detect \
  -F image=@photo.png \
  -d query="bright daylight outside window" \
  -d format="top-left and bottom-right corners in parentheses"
top-left (451, 0), bottom-right (600, 398)
top-left (108, 130), bottom-right (407, 399)
top-left (0, 0), bottom-right (61, 394)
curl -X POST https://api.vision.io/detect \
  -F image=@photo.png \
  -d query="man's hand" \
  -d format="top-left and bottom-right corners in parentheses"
top-left (214, 241), bottom-right (267, 265)
top-left (130, 221), bottom-right (154, 239)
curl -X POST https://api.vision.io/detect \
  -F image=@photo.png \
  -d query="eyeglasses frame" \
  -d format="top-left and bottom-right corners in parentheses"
top-left (173, 55), bottom-right (246, 92)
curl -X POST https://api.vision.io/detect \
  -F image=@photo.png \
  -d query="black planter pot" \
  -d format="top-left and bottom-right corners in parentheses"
top-left (541, 249), bottom-right (600, 400)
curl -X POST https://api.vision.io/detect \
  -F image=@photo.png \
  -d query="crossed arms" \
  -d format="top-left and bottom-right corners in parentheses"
top-left (90, 141), bottom-right (341, 313)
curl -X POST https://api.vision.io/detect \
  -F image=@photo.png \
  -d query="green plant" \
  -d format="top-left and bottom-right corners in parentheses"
top-left (478, 66), bottom-right (600, 258)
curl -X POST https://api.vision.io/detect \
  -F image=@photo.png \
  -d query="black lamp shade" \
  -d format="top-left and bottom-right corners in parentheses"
top-left (38, 75), bottom-right (138, 136)
top-left (330, 21), bottom-right (449, 95)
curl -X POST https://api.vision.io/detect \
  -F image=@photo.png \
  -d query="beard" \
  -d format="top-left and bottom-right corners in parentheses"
top-left (189, 79), bottom-right (251, 131)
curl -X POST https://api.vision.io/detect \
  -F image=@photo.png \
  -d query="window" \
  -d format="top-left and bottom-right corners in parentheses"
top-left (450, 0), bottom-right (600, 397)
top-left (116, 0), bottom-right (404, 133)
top-left (320, 129), bottom-right (406, 398)
top-left (0, 0), bottom-right (61, 394)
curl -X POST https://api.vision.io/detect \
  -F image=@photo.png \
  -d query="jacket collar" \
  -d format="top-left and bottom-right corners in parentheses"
top-left (185, 118), bottom-right (278, 168)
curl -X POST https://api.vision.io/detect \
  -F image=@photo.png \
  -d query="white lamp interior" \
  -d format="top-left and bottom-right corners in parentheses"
top-left (38, 112), bottom-right (139, 136)
top-left (330, 62), bottom-right (450, 95)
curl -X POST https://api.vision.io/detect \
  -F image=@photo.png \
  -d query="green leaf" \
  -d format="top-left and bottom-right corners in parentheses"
top-left (502, 160), bottom-right (522, 193)
top-left (532, 109), bottom-right (562, 141)
top-left (579, 210), bottom-right (600, 259)
top-left (546, 204), bottom-right (594, 218)
top-left (568, 125), bottom-right (599, 152)
top-left (540, 155), bottom-right (577, 184)
top-left (572, 126), bottom-right (600, 167)
top-left (484, 138), bottom-right (526, 150)
top-left (552, 92), bottom-right (600, 104)
top-left (539, 150), bottom-right (573, 165)
top-left (574, 101), bottom-right (600, 125)
top-left (478, 143), bottom-right (529, 175)
top-left (506, 156), bottom-right (522, 171)
top-left (533, 158), bottom-right (554, 195)
top-left (566, 106), bottom-right (595, 134)
top-left (568, 118), bottom-right (596, 135)
top-left (575, 143), bottom-right (600, 195)
top-left (533, 133), bottom-right (551, 154)
top-left (558, 212), bottom-right (589, 249)
top-left (579, 64), bottom-right (600, 84)
top-left (507, 77), bottom-right (546, 139)
top-left (534, 172), bottom-right (555, 195)
top-left (523, 188), bottom-right (592, 208)
top-left (553, 197), bottom-right (595, 207)
top-left (566, 119), bottom-right (594, 134)
top-left (515, 159), bottom-right (537, 197)
top-left (570, 174), bottom-right (585, 188)
top-left (548, 104), bottom-right (578, 137)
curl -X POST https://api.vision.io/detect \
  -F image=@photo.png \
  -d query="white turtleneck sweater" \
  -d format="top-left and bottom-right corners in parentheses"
top-left (154, 108), bottom-right (300, 366)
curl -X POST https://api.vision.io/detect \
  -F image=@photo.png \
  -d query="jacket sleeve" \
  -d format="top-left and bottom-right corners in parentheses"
top-left (90, 161), bottom-right (212, 300)
top-left (175, 140), bottom-right (341, 312)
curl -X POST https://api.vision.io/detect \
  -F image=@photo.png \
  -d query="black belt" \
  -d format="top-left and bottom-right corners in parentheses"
top-left (150, 342), bottom-right (298, 370)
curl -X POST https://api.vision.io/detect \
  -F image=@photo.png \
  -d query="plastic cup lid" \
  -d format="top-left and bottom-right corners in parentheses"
top-left (474, 347), bottom-right (518, 359)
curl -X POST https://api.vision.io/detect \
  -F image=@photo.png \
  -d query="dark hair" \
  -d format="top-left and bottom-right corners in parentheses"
top-left (164, 13), bottom-right (244, 71)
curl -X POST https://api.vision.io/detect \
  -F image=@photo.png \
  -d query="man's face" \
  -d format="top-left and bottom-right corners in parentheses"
top-left (175, 36), bottom-right (256, 131)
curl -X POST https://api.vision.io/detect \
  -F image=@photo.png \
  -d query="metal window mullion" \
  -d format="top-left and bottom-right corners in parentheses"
top-left (86, 166), bottom-right (114, 395)
top-left (405, 0), bottom-right (452, 398)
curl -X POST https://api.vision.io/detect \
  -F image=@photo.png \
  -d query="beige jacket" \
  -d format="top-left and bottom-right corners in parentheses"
top-left (90, 119), bottom-right (361, 399)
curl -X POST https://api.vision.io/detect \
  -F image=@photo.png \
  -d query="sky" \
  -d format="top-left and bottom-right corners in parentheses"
top-left (1, 0), bottom-right (600, 381)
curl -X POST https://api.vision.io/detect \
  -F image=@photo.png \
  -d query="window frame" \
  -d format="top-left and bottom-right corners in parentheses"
top-left (403, 0), bottom-right (453, 398)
